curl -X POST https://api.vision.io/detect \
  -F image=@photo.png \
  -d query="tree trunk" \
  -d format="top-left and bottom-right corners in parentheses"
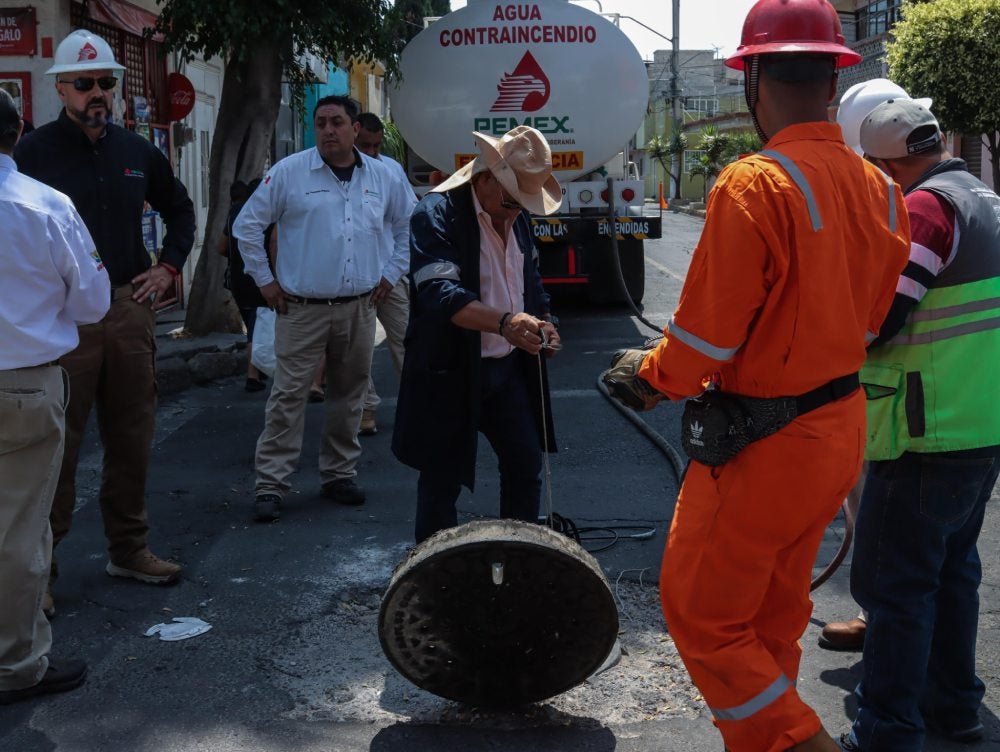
top-left (183, 39), bottom-right (287, 335)
top-left (987, 131), bottom-right (999, 193)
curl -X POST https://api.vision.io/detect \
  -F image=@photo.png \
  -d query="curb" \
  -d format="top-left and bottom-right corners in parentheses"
top-left (155, 330), bottom-right (248, 396)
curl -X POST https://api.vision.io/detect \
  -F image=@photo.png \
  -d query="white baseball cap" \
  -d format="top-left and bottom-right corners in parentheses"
top-left (860, 99), bottom-right (942, 160)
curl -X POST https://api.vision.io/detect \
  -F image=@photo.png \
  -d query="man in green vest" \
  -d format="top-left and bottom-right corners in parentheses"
top-left (839, 99), bottom-right (1000, 751)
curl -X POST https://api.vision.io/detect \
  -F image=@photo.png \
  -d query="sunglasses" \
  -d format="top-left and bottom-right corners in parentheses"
top-left (58, 76), bottom-right (118, 92)
top-left (498, 185), bottom-right (523, 211)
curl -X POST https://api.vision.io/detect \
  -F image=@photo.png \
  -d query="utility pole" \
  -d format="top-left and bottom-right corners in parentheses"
top-left (670, 0), bottom-right (681, 198)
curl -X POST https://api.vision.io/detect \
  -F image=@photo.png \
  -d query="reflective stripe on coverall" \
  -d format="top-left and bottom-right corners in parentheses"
top-left (638, 122), bottom-right (911, 752)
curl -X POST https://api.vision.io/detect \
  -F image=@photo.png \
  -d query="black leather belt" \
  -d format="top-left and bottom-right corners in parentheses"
top-left (285, 291), bottom-right (370, 305)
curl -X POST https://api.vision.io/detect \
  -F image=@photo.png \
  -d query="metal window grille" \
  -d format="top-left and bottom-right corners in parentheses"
top-left (70, 1), bottom-right (168, 126)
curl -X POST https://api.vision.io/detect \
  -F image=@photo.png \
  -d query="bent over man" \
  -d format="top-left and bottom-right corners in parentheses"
top-left (393, 126), bottom-right (561, 543)
top-left (605, 1), bottom-right (910, 750)
top-left (14, 30), bottom-right (195, 608)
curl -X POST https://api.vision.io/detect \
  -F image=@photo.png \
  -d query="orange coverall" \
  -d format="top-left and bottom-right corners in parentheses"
top-left (638, 122), bottom-right (910, 752)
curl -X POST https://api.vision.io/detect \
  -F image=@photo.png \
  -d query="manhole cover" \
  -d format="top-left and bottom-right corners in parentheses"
top-left (379, 520), bottom-right (619, 706)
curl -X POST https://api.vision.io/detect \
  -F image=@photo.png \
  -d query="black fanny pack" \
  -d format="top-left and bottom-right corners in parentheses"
top-left (680, 373), bottom-right (860, 466)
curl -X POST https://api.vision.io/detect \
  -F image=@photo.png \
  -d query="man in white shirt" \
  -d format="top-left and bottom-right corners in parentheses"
top-left (0, 88), bottom-right (110, 704)
top-left (235, 95), bottom-right (411, 522)
top-left (354, 111), bottom-right (417, 435)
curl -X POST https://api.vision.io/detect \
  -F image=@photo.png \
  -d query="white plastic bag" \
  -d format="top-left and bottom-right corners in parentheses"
top-left (251, 306), bottom-right (276, 378)
top-left (144, 617), bottom-right (212, 642)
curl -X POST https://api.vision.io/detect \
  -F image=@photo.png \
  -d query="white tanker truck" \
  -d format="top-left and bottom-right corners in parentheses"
top-left (389, 0), bottom-right (662, 304)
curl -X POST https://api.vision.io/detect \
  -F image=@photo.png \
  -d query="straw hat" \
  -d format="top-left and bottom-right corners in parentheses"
top-left (432, 125), bottom-right (562, 216)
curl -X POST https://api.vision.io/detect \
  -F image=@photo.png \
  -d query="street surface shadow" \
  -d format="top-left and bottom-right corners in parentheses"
top-left (370, 719), bottom-right (617, 751)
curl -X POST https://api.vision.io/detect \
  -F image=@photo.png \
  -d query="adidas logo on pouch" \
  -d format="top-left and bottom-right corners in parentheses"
top-left (689, 420), bottom-right (705, 446)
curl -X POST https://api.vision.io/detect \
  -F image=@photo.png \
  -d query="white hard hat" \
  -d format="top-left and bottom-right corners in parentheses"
top-left (46, 29), bottom-right (125, 76)
top-left (837, 78), bottom-right (933, 154)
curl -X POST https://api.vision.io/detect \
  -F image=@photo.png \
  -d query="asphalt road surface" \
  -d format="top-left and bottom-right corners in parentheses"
top-left (2, 211), bottom-right (997, 751)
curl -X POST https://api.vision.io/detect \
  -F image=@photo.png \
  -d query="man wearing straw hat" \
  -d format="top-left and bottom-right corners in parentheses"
top-left (393, 125), bottom-right (561, 544)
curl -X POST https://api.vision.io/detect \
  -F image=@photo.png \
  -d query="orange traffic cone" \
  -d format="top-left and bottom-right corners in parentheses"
top-left (658, 181), bottom-right (668, 210)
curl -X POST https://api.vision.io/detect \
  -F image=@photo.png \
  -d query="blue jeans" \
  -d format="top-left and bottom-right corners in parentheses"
top-left (415, 353), bottom-right (543, 543)
top-left (850, 446), bottom-right (1000, 751)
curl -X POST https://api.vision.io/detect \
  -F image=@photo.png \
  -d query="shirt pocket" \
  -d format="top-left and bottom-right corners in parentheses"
top-left (359, 189), bottom-right (384, 235)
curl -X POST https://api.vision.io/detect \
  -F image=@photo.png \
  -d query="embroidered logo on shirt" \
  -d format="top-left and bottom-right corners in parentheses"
top-left (91, 250), bottom-right (105, 271)
top-left (364, 189), bottom-right (381, 199)
top-left (124, 168), bottom-right (145, 178)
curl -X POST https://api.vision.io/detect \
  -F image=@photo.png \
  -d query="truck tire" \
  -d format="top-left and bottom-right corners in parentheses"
top-left (587, 238), bottom-right (645, 305)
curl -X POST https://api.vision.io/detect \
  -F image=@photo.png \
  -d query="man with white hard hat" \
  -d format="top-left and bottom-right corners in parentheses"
top-left (836, 78), bottom-right (932, 155)
top-left (14, 30), bottom-right (195, 612)
top-left (838, 98), bottom-right (1000, 752)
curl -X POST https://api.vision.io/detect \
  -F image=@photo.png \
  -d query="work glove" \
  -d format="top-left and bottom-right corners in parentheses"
top-left (602, 348), bottom-right (664, 412)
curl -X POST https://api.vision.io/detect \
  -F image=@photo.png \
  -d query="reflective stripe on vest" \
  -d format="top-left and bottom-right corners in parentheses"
top-left (709, 674), bottom-right (792, 721)
top-left (884, 280), bottom-right (1000, 347)
top-left (758, 149), bottom-right (898, 234)
top-left (667, 316), bottom-right (742, 361)
top-left (862, 276), bottom-right (1000, 459)
top-left (413, 261), bottom-right (461, 287)
top-left (758, 149), bottom-right (823, 231)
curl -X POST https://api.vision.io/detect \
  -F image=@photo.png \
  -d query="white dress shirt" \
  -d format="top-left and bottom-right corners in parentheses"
top-left (0, 154), bottom-right (111, 369)
top-left (376, 154), bottom-right (417, 278)
top-left (234, 147), bottom-right (411, 297)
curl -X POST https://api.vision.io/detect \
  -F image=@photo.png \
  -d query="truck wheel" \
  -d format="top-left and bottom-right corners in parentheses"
top-left (619, 238), bottom-right (645, 305)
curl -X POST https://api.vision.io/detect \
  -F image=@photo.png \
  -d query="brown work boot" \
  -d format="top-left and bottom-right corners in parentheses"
top-left (818, 618), bottom-right (866, 651)
top-left (359, 409), bottom-right (377, 436)
top-left (42, 587), bottom-right (55, 620)
top-left (106, 548), bottom-right (181, 585)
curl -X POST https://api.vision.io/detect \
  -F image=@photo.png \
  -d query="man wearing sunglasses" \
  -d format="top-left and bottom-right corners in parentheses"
top-left (13, 30), bottom-right (195, 611)
top-left (393, 126), bottom-right (562, 543)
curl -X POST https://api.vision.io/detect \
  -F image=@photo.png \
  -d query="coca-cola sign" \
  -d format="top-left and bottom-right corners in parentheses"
top-left (167, 72), bottom-right (195, 121)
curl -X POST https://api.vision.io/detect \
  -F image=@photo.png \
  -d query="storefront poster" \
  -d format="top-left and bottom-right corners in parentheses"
top-left (0, 70), bottom-right (30, 121)
top-left (0, 8), bottom-right (37, 56)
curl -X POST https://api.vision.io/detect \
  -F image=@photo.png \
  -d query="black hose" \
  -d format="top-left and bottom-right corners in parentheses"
top-left (596, 180), bottom-right (854, 590)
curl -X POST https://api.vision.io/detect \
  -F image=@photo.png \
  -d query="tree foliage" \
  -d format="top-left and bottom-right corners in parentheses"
top-left (687, 126), bottom-right (732, 202)
top-left (887, 0), bottom-right (1000, 188)
top-left (151, 0), bottom-right (401, 334)
top-left (393, 0), bottom-right (452, 42)
top-left (647, 121), bottom-right (687, 199)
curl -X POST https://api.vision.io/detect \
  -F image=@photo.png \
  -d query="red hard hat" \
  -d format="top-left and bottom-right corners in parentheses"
top-left (725, 0), bottom-right (861, 70)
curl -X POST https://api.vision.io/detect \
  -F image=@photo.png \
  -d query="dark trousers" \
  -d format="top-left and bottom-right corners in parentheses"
top-left (850, 445), bottom-right (1000, 751)
top-left (415, 353), bottom-right (543, 543)
top-left (50, 296), bottom-right (156, 574)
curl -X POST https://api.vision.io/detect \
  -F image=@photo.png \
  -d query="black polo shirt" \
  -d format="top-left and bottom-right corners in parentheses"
top-left (14, 110), bottom-right (195, 286)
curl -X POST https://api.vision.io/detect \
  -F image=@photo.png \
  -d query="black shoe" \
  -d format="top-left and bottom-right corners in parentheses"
top-left (253, 494), bottom-right (281, 522)
top-left (321, 478), bottom-right (366, 506)
top-left (0, 659), bottom-right (87, 705)
top-left (245, 377), bottom-right (266, 392)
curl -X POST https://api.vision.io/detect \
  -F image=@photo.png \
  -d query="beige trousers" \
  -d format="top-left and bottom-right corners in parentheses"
top-left (255, 299), bottom-right (376, 496)
top-left (363, 278), bottom-right (409, 412)
top-left (0, 365), bottom-right (65, 690)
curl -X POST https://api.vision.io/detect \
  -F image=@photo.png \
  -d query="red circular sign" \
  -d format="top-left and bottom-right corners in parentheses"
top-left (167, 73), bottom-right (196, 121)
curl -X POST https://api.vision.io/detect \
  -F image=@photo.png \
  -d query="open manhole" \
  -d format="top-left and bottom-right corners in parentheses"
top-left (378, 519), bottom-right (620, 706)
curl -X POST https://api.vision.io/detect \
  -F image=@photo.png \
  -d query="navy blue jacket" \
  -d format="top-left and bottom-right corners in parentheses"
top-left (392, 183), bottom-right (556, 490)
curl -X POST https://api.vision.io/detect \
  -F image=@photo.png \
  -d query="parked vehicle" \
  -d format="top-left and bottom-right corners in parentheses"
top-left (390, 0), bottom-right (662, 303)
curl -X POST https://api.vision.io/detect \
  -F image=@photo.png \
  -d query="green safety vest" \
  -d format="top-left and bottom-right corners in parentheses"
top-left (862, 161), bottom-right (1000, 460)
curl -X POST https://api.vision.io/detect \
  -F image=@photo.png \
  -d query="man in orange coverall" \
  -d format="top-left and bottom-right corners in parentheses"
top-left (603, 1), bottom-right (910, 751)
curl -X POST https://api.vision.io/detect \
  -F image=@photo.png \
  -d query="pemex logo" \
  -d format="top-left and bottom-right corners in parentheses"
top-left (491, 51), bottom-right (550, 113)
top-left (78, 42), bottom-right (98, 62)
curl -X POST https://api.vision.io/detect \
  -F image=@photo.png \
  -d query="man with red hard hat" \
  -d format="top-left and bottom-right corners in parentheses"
top-left (602, 1), bottom-right (910, 750)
